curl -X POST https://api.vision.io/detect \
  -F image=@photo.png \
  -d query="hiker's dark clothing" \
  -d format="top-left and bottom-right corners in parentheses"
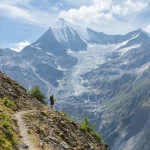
top-left (50, 99), bottom-right (54, 105)
top-left (50, 95), bottom-right (55, 105)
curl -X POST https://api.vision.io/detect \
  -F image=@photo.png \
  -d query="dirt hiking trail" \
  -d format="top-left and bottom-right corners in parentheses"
top-left (14, 110), bottom-right (37, 150)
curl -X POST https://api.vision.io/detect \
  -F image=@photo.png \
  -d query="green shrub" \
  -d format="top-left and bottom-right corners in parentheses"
top-left (80, 117), bottom-right (94, 132)
top-left (30, 85), bottom-right (46, 104)
top-left (80, 117), bottom-right (102, 141)
top-left (0, 112), bottom-right (18, 149)
top-left (0, 137), bottom-right (12, 150)
top-left (2, 97), bottom-right (15, 109)
top-left (91, 131), bottom-right (102, 141)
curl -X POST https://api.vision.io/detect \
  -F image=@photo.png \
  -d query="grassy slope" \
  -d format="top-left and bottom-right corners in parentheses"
top-left (0, 98), bottom-right (19, 150)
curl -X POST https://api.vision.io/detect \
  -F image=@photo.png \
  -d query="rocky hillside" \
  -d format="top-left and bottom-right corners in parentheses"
top-left (0, 71), bottom-right (109, 150)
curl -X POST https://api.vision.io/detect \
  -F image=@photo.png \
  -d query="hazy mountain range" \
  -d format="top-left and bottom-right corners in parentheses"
top-left (1, 18), bottom-right (150, 150)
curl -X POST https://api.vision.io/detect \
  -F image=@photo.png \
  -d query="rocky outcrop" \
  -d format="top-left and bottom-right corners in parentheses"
top-left (24, 110), bottom-right (109, 150)
top-left (0, 71), bottom-right (43, 111)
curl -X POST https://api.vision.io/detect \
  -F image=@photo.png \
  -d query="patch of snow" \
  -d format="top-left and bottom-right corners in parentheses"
top-left (58, 44), bottom-right (113, 97)
top-left (51, 28), bottom-right (67, 42)
top-left (119, 44), bottom-right (140, 56)
top-left (69, 44), bottom-right (107, 74)
top-left (67, 49), bottom-right (74, 54)
top-left (30, 45), bottom-right (42, 50)
top-left (58, 42), bottom-right (140, 98)
top-left (114, 33), bottom-right (141, 50)
top-left (130, 32), bottom-right (141, 40)
top-left (51, 19), bottom-right (90, 43)
top-left (51, 19), bottom-right (80, 42)
top-left (45, 52), bottom-right (55, 57)
top-left (71, 26), bottom-right (90, 43)
top-left (114, 41), bottom-right (129, 50)
top-left (35, 42), bottom-right (41, 46)
top-left (123, 61), bottom-right (130, 65)
top-left (136, 62), bottom-right (150, 73)
top-left (57, 65), bottom-right (66, 71)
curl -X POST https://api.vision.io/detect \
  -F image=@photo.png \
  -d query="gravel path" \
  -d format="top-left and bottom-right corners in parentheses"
top-left (14, 110), bottom-right (37, 150)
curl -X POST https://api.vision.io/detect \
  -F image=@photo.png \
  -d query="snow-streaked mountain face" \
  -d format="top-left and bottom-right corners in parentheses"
top-left (1, 19), bottom-right (150, 150)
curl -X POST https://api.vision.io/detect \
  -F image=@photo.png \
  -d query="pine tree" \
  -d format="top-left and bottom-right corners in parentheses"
top-left (30, 85), bottom-right (46, 104)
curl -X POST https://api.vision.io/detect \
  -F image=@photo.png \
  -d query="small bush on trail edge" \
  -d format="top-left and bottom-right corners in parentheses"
top-left (30, 85), bottom-right (46, 104)
top-left (0, 101), bottom-right (18, 150)
top-left (3, 97), bottom-right (15, 110)
top-left (80, 117), bottom-right (94, 132)
top-left (0, 114), bottom-right (18, 149)
top-left (80, 117), bottom-right (102, 141)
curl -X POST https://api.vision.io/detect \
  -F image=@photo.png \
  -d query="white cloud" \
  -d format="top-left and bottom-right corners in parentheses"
top-left (0, 0), bottom-right (149, 35)
top-left (10, 42), bottom-right (30, 52)
top-left (59, 0), bottom-right (148, 26)
top-left (0, 0), bottom-right (31, 5)
top-left (125, 0), bottom-right (147, 12)
top-left (93, 0), bottom-right (112, 11)
top-left (145, 25), bottom-right (150, 33)
top-left (0, 0), bottom-right (56, 27)
top-left (112, 0), bottom-right (148, 16)
top-left (112, 5), bottom-right (122, 15)
top-left (0, 4), bottom-right (37, 23)
top-left (60, 3), bottom-right (115, 26)
top-left (60, 0), bottom-right (115, 26)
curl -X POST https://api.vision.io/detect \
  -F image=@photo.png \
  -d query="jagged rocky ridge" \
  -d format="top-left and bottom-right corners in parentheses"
top-left (0, 72), bottom-right (109, 150)
top-left (1, 19), bottom-right (150, 150)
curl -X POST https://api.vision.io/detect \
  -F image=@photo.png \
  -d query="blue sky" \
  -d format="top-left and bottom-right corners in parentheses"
top-left (0, 0), bottom-right (150, 51)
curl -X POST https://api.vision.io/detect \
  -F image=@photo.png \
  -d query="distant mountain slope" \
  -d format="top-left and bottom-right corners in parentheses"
top-left (69, 41), bottom-right (150, 150)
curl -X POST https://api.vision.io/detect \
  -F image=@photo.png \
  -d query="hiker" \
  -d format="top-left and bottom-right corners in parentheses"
top-left (50, 95), bottom-right (55, 110)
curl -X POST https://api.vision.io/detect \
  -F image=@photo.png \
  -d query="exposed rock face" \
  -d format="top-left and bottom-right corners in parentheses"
top-left (0, 71), bottom-right (42, 111)
top-left (0, 72), bottom-right (109, 150)
top-left (24, 110), bottom-right (109, 150)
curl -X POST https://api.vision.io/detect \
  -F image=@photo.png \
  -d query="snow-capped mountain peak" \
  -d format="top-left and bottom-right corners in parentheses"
top-left (52, 18), bottom-right (77, 29)
top-left (30, 19), bottom-right (150, 58)
top-left (130, 28), bottom-right (150, 38)
top-left (51, 18), bottom-right (89, 43)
